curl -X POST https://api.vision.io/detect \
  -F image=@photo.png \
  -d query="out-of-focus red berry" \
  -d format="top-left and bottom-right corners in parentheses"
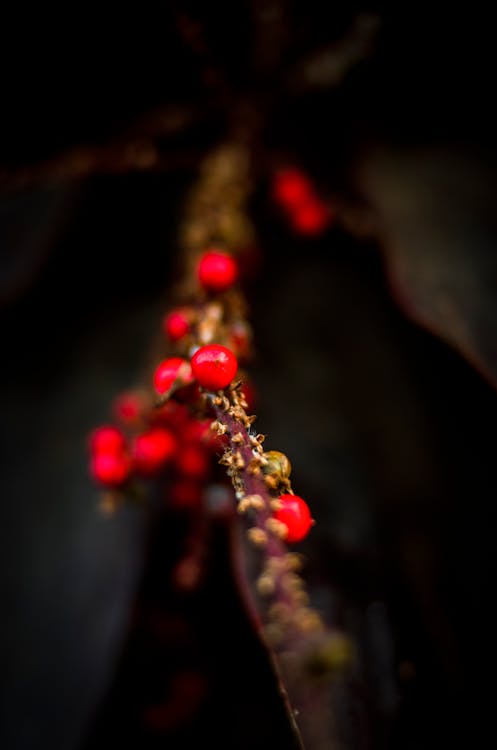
top-left (153, 358), bottom-right (193, 395)
top-left (113, 391), bottom-right (146, 425)
top-left (272, 168), bottom-right (313, 208)
top-left (89, 425), bottom-right (126, 455)
top-left (274, 493), bottom-right (313, 543)
top-left (289, 198), bottom-right (330, 236)
top-left (163, 309), bottom-right (190, 342)
top-left (180, 418), bottom-right (211, 444)
top-left (207, 431), bottom-right (229, 455)
top-left (152, 401), bottom-right (190, 429)
top-left (176, 443), bottom-right (210, 480)
top-left (90, 451), bottom-right (132, 487)
top-left (131, 427), bottom-right (177, 476)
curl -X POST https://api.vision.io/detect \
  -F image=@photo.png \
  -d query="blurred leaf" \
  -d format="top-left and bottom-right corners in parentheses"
top-left (357, 145), bottom-right (497, 388)
top-left (0, 184), bottom-right (78, 305)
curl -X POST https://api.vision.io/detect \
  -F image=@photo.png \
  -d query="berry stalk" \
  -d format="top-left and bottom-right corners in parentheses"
top-left (210, 386), bottom-right (323, 648)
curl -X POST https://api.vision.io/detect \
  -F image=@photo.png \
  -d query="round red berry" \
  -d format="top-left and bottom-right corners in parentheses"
top-left (89, 425), bottom-right (126, 455)
top-left (163, 309), bottom-right (190, 342)
top-left (191, 344), bottom-right (238, 390)
top-left (90, 451), bottom-right (132, 487)
top-left (185, 415), bottom-right (228, 454)
top-left (208, 432), bottom-right (229, 455)
top-left (132, 427), bottom-right (177, 476)
top-left (180, 418), bottom-right (211, 444)
top-left (290, 198), bottom-right (330, 236)
top-left (272, 167), bottom-right (312, 208)
top-left (153, 357), bottom-right (193, 395)
top-left (113, 391), bottom-right (146, 425)
top-left (176, 443), bottom-right (210, 480)
top-left (152, 401), bottom-right (190, 429)
top-left (273, 494), bottom-right (313, 543)
top-left (197, 250), bottom-right (238, 293)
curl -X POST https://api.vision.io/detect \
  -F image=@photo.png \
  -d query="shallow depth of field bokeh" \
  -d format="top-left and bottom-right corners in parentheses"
top-left (1, 5), bottom-right (497, 750)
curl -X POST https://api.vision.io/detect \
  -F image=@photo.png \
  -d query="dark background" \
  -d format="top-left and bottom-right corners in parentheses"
top-left (1, 4), bottom-right (497, 749)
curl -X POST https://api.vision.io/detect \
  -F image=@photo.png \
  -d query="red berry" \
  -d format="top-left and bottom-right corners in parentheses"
top-left (176, 443), bottom-right (210, 480)
top-left (113, 391), bottom-right (146, 425)
top-left (180, 418), bottom-right (211, 444)
top-left (152, 401), bottom-right (190, 429)
top-left (185, 415), bottom-right (228, 453)
top-left (153, 357), bottom-right (193, 395)
top-left (89, 425), bottom-right (126, 455)
top-left (273, 494), bottom-right (313, 543)
top-left (208, 432), bottom-right (229, 455)
top-left (191, 344), bottom-right (238, 390)
top-left (272, 168), bottom-right (313, 208)
top-left (163, 309), bottom-right (190, 342)
top-left (290, 198), bottom-right (330, 236)
top-left (90, 451), bottom-right (132, 487)
top-left (197, 250), bottom-right (238, 293)
top-left (131, 427), bottom-right (177, 476)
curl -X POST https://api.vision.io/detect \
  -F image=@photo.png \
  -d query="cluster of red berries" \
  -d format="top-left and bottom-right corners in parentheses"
top-left (163, 250), bottom-right (239, 344)
top-left (89, 395), bottom-right (226, 505)
top-left (162, 249), bottom-right (251, 362)
top-left (89, 247), bottom-right (313, 542)
top-left (153, 344), bottom-right (238, 396)
top-left (89, 242), bottom-right (243, 496)
top-left (89, 341), bottom-right (237, 491)
top-left (272, 167), bottom-right (332, 236)
top-left (89, 425), bottom-right (133, 488)
top-left (88, 422), bottom-right (176, 487)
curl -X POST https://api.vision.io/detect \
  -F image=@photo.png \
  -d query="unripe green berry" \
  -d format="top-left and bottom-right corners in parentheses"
top-left (262, 450), bottom-right (292, 480)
